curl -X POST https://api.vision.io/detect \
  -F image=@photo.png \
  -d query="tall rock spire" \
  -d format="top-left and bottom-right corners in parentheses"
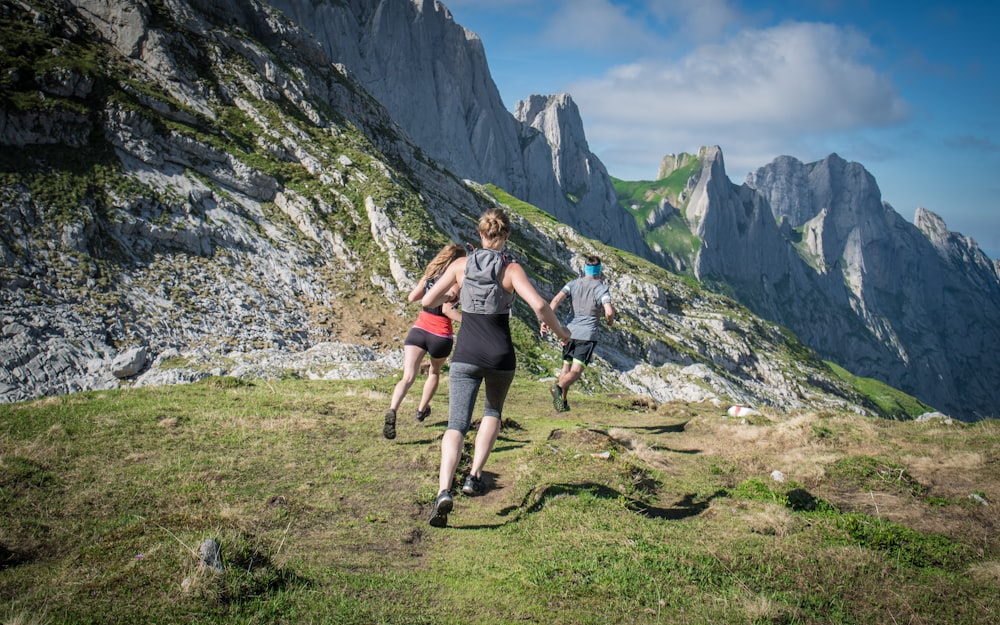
top-left (266, 0), bottom-right (648, 258)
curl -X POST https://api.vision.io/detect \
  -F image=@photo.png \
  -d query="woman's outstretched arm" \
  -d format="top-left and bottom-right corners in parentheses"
top-left (506, 263), bottom-right (570, 341)
top-left (406, 278), bottom-right (426, 303)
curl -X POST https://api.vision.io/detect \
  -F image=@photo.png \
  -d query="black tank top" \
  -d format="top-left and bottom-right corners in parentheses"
top-left (452, 249), bottom-right (516, 370)
top-left (421, 276), bottom-right (446, 317)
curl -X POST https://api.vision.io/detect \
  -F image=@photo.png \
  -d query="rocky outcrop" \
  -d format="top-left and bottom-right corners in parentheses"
top-left (0, 0), bottom-right (483, 402)
top-left (684, 151), bottom-right (1000, 420)
top-left (266, 0), bottom-right (524, 189)
top-left (657, 153), bottom-right (698, 180)
top-left (514, 94), bottom-right (648, 254)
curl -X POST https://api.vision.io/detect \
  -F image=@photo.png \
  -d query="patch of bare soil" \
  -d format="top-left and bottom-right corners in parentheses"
top-left (311, 290), bottom-right (415, 350)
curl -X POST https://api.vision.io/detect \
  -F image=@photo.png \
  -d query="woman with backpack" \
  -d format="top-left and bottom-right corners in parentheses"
top-left (421, 207), bottom-right (570, 527)
top-left (383, 242), bottom-right (466, 440)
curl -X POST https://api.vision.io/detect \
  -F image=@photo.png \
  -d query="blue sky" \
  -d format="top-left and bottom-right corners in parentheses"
top-left (443, 0), bottom-right (1000, 260)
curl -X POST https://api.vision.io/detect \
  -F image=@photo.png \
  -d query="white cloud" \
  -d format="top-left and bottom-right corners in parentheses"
top-left (645, 0), bottom-right (744, 42)
top-left (541, 0), bottom-right (662, 53)
top-left (569, 21), bottom-right (910, 179)
top-left (538, 0), bottom-right (746, 52)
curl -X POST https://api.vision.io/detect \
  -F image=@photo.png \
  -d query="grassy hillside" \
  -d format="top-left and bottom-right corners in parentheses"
top-left (612, 161), bottom-right (702, 274)
top-left (826, 361), bottom-right (935, 419)
top-left (2, 378), bottom-right (997, 624)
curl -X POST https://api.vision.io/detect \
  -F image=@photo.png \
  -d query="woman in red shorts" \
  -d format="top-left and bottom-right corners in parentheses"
top-left (383, 243), bottom-right (466, 439)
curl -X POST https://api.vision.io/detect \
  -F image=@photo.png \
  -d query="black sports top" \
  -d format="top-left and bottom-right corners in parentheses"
top-left (452, 248), bottom-right (516, 370)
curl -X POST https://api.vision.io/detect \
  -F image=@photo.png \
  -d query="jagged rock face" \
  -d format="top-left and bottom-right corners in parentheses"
top-left (684, 149), bottom-right (880, 378)
top-left (0, 0), bottom-right (486, 402)
top-left (657, 152), bottom-right (697, 180)
top-left (265, 0), bottom-right (649, 258)
top-left (719, 152), bottom-right (1000, 420)
top-left (514, 94), bottom-right (648, 255)
top-left (266, 0), bottom-right (526, 193)
top-left (517, 94), bottom-right (593, 199)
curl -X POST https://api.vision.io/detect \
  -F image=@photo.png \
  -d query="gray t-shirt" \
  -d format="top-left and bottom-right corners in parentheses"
top-left (561, 277), bottom-right (612, 341)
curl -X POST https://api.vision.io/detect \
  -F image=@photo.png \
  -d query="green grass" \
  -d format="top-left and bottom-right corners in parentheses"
top-left (2, 380), bottom-right (998, 624)
top-left (825, 361), bottom-right (935, 418)
top-left (611, 165), bottom-right (702, 273)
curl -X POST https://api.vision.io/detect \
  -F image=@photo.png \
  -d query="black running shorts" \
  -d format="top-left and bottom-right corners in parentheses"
top-left (561, 339), bottom-right (596, 366)
top-left (404, 327), bottom-right (454, 359)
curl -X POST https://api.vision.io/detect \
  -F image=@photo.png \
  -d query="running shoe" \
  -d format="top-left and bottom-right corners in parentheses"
top-left (550, 385), bottom-right (564, 411)
top-left (462, 474), bottom-right (484, 496)
top-left (383, 409), bottom-right (396, 439)
top-left (429, 489), bottom-right (453, 527)
top-left (415, 406), bottom-right (431, 422)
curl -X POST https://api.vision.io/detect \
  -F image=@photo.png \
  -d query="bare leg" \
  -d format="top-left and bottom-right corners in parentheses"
top-left (557, 361), bottom-right (584, 401)
top-left (416, 356), bottom-right (447, 412)
top-left (438, 429), bottom-right (465, 493)
top-left (389, 345), bottom-right (426, 411)
top-left (467, 415), bottom-right (501, 478)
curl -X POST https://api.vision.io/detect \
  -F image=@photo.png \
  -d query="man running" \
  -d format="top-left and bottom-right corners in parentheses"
top-left (546, 256), bottom-right (614, 412)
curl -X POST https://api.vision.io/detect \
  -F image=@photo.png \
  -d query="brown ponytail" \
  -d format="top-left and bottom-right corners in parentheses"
top-left (478, 208), bottom-right (511, 244)
top-left (423, 242), bottom-right (466, 281)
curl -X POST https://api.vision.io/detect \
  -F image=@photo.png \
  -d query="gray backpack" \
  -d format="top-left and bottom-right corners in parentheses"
top-left (460, 248), bottom-right (515, 314)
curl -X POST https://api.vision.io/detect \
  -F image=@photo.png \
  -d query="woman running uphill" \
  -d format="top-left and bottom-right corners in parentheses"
top-left (383, 243), bottom-right (466, 439)
top-left (421, 208), bottom-right (571, 528)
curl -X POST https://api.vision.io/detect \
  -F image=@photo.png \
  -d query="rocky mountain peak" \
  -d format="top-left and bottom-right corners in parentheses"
top-left (735, 153), bottom-right (1000, 419)
top-left (633, 145), bottom-right (1000, 418)
top-left (514, 93), bottom-right (592, 196)
top-left (515, 93), bottom-right (576, 127)
top-left (914, 206), bottom-right (948, 243)
top-left (913, 207), bottom-right (1000, 291)
top-left (657, 152), bottom-right (697, 180)
top-left (265, 0), bottom-right (649, 258)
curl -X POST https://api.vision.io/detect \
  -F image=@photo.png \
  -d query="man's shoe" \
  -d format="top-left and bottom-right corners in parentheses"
top-left (415, 406), bottom-right (431, 422)
top-left (383, 409), bottom-right (397, 439)
top-left (561, 400), bottom-right (570, 412)
top-left (429, 489), bottom-right (453, 527)
top-left (550, 385), bottom-right (563, 411)
top-left (462, 474), bottom-right (484, 496)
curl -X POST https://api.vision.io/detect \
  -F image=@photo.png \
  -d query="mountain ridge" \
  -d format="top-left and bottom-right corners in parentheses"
top-left (618, 146), bottom-right (1000, 420)
top-left (275, 0), bottom-right (998, 420)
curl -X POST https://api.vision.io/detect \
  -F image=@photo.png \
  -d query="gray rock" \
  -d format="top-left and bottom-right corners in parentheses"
top-left (111, 347), bottom-right (148, 378)
top-left (266, 0), bottom-right (650, 260)
top-left (199, 538), bottom-right (223, 572)
top-left (675, 148), bottom-right (1000, 421)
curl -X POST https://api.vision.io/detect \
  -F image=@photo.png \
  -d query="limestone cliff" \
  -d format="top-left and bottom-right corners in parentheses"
top-left (714, 152), bottom-right (1000, 420)
top-left (264, 0), bottom-right (648, 257)
top-left (514, 94), bottom-right (647, 254)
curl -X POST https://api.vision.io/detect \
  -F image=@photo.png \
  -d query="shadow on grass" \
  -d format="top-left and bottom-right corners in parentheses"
top-left (452, 483), bottom-right (725, 530)
top-left (398, 418), bottom-right (531, 449)
top-left (632, 491), bottom-right (727, 520)
top-left (615, 420), bottom-right (690, 435)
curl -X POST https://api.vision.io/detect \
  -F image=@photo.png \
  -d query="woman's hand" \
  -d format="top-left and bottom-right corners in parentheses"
top-left (554, 325), bottom-right (571, 342)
